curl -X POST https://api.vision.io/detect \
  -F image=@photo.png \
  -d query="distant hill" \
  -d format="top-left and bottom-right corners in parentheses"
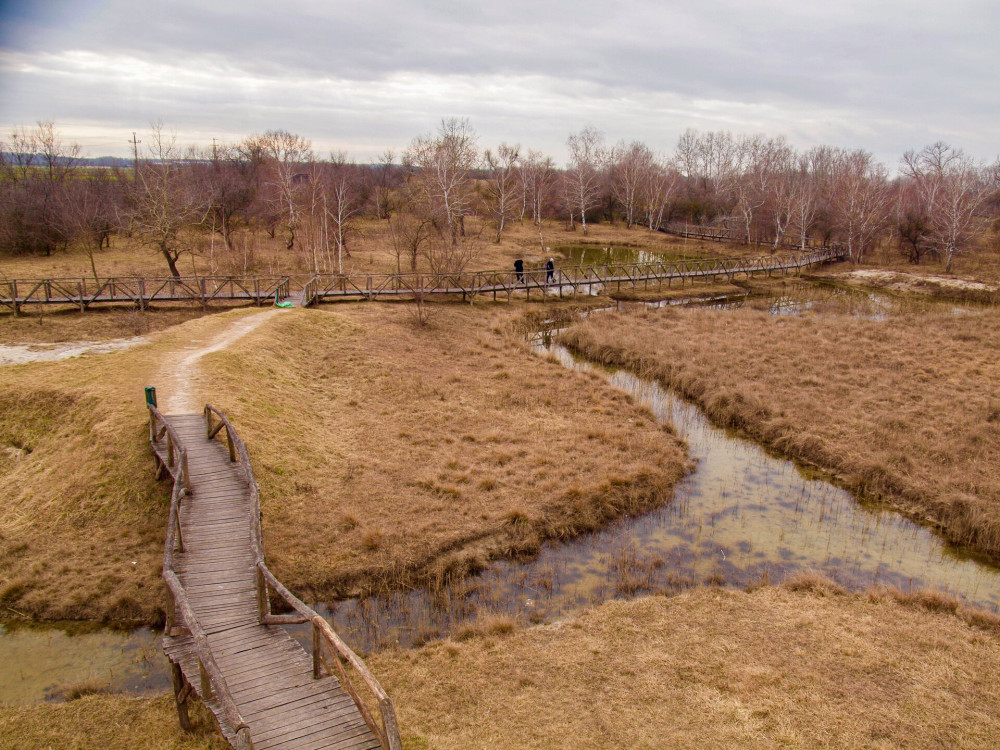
top-left (1, 152), bottom-right (134, 168)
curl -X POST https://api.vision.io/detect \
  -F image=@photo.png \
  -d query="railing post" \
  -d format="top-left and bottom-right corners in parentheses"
top-left (199, 657), bottom-right (213, 701)
top-left (312, 622), bottom-right (321, 678)
top-left (167, 432), bottom-right (174, 469)
top-left (256, 565), bottom-right (269, 621)
top-left (226, 429), bottom-right (236, 463)
top-left (379, 699), bottom-right (403, 750)
top-left (11, 280), bottom-right (19, 317)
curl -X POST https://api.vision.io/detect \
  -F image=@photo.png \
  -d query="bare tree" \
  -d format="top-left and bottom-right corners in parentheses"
top-left (519, 150), bottom-right (557, 251)
top-left (126, 124), bottom-right (207, 278)
top-left (0, 121), bottom-right (80, 256)
top-left (610, 141), bottom-right (655, 229)
top-left (389, 211), bottom-right (432, 273)
top-left (483, 142), bottom-right (521, 242)
top-left (325, 151), bottom-right (361, 274)
top-left (901, 142), bottom-right (992, 272)
top-left (366, 149), bottom-right (397, 220)
top-left (403, 117), bottom-right (479, 245)
top-left (58, 168), bottom-right (122, 281)
top-left (565, 127), bottom-right (606, 234)
top-left (830, 149), bottom-right (891, 263)
top-left (641, 156), bottom-right (680, 231)
top-left (255, 130), bottom-right (313, 251)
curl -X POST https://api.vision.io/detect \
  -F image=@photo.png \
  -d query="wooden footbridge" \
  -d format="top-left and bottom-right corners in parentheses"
top-left (3, 247), bottom-right (844, 312)
top-left (149, 397), bottom-right (401, 750)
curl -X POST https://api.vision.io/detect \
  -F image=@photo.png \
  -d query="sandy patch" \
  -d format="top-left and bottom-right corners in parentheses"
top-left (843, 269), bottom-right (999, 294)
top-left (0, 337), bottom-right (147, 366)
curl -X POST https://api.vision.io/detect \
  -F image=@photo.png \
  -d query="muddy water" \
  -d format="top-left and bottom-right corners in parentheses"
top-left (0, 621), bottom-right (169, 705)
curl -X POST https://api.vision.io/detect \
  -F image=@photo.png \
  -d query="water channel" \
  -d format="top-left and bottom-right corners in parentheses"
top-left (4, 283), bottom-right (998, 703)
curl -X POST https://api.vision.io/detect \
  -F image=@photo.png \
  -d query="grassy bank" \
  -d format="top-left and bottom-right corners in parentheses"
top-left (6, 581), bottom-right (999, 749)
top-left (368, 582), bottom-right (1000, 749)
top-left (199, 304), bottom-right (688, 599)
top-left (0, 303), bottom-right (687, 621)
top-left (560, 301), bottom-right (1000, 559)
top-left (0, 694), bottom-right (227, 750)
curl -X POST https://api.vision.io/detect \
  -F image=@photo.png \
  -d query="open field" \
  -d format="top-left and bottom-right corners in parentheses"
top-left (560, 296), bottom-right (1000, 560)
top-left (197, 304), bottom-right (687, 599)
top-left (0, 303), bottom-right (687, 621)
top-left (6, 580), bottom-right (999, 749)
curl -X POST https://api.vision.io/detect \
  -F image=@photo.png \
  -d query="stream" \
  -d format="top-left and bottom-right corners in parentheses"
top-left (3, 283), bottom-right (999, 703)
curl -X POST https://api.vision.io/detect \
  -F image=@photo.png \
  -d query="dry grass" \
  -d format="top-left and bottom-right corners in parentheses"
top-left (0, 694), bottom-right (227, 750)
top-left (0, 303), bottom-right (687, 620)
top-left (0, 306), bottom-right (213, 345)
top-left (560, 301), bottom-right (1000, 559)
top-left (0, 310), bottom-right (282, 622)
top-left (200, 304), bottom-right (688, 600)
top-left (1, 217), bottom-right (750, 281)
top-left (9, 582), bottom-right (1000, 748)
top-left (367, 584), bottom-right (1000, 749)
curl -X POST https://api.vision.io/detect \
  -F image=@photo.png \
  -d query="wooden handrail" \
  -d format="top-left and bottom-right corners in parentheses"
top-left (200, 406), bottom-right (402, 750)
top-left (151, 405), bottom-right (254, 749)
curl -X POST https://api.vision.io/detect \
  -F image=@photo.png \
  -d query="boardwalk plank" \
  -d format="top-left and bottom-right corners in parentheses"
top-left (158, 413), bottom-right (381, 750)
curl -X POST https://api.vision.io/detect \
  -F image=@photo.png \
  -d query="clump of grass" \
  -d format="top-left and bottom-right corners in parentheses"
top-left (48, 677), bottom-right (115, 701)
top-left (453, 614), bottom-right (517, 641)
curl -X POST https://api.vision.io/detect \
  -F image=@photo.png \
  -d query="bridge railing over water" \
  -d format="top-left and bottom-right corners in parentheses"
top-left (300, 247), bottom-right (845, 303)
top-left (151, 403), bottom-right (402, 750)
top-left (202, 405), bottom-right (403, 750)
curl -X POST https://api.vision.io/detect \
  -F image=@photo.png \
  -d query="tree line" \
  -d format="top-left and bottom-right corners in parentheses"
top-left (2, 119), bottom-right (998, 278)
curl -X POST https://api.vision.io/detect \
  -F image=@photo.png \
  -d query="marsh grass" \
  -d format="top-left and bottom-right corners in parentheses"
top-left (0, 694), bottom-right (228, 750)
top-left (561, 303), bottom-right (1000, 560)
top-left (201, 305), bottom-right (688, 601)
top-left (366, 583), bottom-right (1000, 749)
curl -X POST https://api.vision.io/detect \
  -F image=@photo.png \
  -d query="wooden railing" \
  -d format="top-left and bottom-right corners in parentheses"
top-left (150, 404), bottom-right (253, 750)
top-left (202, 405), bottom-right (402, 750)
top-left (299, 247), bottom-right (845, 304)
top-left (2, 275), bottom-right (290, 313)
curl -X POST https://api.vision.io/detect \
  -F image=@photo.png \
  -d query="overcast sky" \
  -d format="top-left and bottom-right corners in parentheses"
top-left (1, 0), bottom-right (997, 167)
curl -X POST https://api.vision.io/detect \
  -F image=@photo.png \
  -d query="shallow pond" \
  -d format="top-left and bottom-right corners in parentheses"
top-left (0, 621), bottom-right (169, 705)
top-left (555, 244), bottom-right (702, 266)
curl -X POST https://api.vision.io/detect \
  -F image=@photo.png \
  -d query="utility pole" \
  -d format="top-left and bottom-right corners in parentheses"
top-left (130, 132), bottom-right (141, 181)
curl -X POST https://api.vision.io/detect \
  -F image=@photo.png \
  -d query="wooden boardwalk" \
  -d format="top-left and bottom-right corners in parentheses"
top-left (150, 405), bottom-right (400, 750)
top-left (3, 248), bottom-right (845, 312)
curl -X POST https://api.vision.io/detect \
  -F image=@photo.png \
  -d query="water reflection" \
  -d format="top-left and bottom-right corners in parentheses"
top-left (0, 621), bottom-right (169, 705)
top-left (306, 329), bottom-right (1000, 653)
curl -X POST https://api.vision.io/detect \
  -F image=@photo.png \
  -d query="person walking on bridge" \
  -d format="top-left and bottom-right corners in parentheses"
top-left (545, 258), bottom-right (555, 284)
top-left (514, 258), bottom-right (524, 283)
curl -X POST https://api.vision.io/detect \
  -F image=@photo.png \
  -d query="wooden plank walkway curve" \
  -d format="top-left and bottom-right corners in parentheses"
top-left (149, 405), bottom-right (400, 750)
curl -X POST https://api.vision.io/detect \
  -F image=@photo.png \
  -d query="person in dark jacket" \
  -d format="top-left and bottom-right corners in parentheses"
top-left (514, 258), bottom-right (524, 283)
top-left (545, 258), bottom-right (555, 283)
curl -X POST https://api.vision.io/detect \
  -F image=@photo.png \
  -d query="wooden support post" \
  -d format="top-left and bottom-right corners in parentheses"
top-left (78, 281), bottom-right (85, 312)
top-left (182, 452), bottom-right (191, 494)
top-left (226, 429), bottom-right (236, 463)
top-left (312, 622), bottom-right (322, 678)
top-left (171, 661), bottom-right (193, 731)
top-left (199, 657), bottom-right (213, 701)
top-left (380, 698), bottom-right (403, 750)
top-left (11, 280), bottom-right (18, 317)
top-left (167, 433), bottom-right (174, 469)
top-left (256, 566), bottom-right (269, 621)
